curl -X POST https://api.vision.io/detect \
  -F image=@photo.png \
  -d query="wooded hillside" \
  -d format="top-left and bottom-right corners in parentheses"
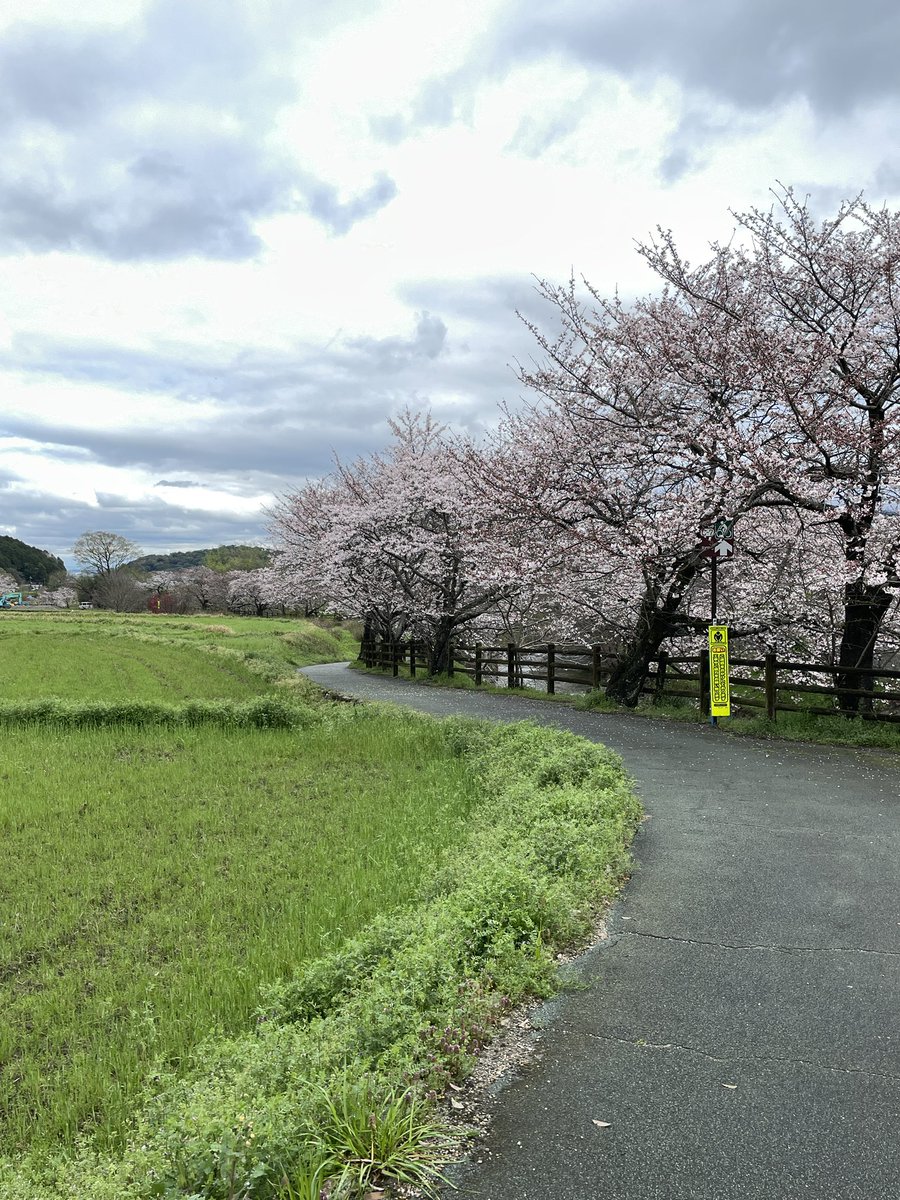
top-left (0, 536), bottom-right (65, 585)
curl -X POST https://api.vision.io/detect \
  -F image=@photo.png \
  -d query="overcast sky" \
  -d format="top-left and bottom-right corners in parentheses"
top-left (2, 0), bottom-right (900, 567)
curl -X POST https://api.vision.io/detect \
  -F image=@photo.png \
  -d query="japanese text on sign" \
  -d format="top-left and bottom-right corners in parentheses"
top-left (708, 624), bottom-right (731, 717)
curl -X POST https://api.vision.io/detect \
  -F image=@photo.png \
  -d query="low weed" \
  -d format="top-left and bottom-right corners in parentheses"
top-left (728, 708), bottom-right (900, 750)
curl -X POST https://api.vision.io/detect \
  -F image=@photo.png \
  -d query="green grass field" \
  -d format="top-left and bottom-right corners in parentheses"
top-left (0, 614), bottom-right (478, 1153)
top-left (0, 612), bottom-right (360, 702)
top-left (0, 612), bottom-right (642, 1200)
top-left (0, 717), bottom-right (474, 1152)
top-left (0, 628), bottom-right (268, 701)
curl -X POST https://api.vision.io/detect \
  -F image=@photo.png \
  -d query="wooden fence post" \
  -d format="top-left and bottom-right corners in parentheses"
top-left (507, 643), bottom-right (516, 690)
top-left (654, 650), bottom-right (668, 705)
top-left (546, 643), bottom-right (555, 695)
top-left (474, 643), bottom-right (482, 686)
top-left (591, 644), bottom-right (602, 691)
top-left (698, 651), bottom-right (710, 716)
top-left (765, 653), bottom-right (777, 721)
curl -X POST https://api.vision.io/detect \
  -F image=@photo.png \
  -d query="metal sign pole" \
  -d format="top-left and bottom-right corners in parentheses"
top-left (711, 549), bottom-right (718, 623)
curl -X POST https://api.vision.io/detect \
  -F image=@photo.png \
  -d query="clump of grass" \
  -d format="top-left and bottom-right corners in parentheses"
top-left (205, 624), bottom-right (235, 635)
top-left (290, 1079), bottom-right (460, 1198)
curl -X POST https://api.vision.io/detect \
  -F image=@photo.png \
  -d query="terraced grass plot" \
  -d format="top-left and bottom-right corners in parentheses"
top-left (0, 714), bottom-right (475, 1153)
top-left (0, 627), bottom-right (267, 701)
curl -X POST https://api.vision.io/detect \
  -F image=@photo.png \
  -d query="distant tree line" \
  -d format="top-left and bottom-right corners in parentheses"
top-left (62, 532), bottom-right (290, 615)
top-left (127, 545), bottom-right (272, 574)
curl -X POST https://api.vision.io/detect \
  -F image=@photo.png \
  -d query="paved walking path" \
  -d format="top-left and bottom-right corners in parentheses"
top-left (302, 664), bottom-right (900, 1200)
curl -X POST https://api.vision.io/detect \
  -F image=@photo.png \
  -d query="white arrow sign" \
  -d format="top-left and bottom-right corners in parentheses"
top-left (715, 539), bottom-right (734, 560)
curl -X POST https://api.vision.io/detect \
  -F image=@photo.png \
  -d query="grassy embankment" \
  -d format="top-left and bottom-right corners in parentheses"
top-left (356, 659), bottom-right (900, 752)
top-left (0, 612), bottom-right (642, 1199)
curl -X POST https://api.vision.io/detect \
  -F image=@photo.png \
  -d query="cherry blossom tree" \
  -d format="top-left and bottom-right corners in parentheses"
top-left (45, 585), bottom-right (78, 609)
top-left (485, 191), bottom-right (900, 706)
top-left (271, 410), bottom-right (522, 673)
top-left (271, 473), bottom-right (411, 643)
top-left (178, 566), bottom-right (231, 613)
top-left (473, 266), bottom-right (787, 704)
top-left (642, 189), bottom-right (900, 707)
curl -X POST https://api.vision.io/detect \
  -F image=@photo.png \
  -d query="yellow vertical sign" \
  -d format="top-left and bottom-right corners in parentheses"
top-left (708, 625), bottom-right (731, 717)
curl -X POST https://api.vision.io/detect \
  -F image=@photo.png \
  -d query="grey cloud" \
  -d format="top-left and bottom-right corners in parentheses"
top-left (0, 138), bottom-right (284, 260)
top-left (370, 76), bottom-right (468, 144)
top-left (5, 485), bottom-right (272, 565)
top-left (875, 162), bottom-right (900, 198)
top-left (93, 490), bottom-right (269, 547)
top-left (506, 108), bottom-right (584, 158)
top-left (155, 480), bottom-right (205, 489)
top-left (381, 0), bottom-right (900, 159)
top-left (0, 161), bottom-right (397, 259)
top-left (0, 0), bottom-right (374, 129)
top-left (3, 312), bottom-right (451, 408)
top-left (347, 311), bottom-right (448, 370)
top-left (502, 0), bottom-right (900, 118)
top-left (655, 106), bottom-right (740, 182)
top-left (414, 313), bottom-right (449, 358)
top-left (2, 280), bottom-right (557, 554)
top-left (0, 0), bottom-right (396, 259)
top-left (305, 172), bottom-right (398, 237)
top-left (658, 147), bottom-right (694, 185)
top-left (4, 410), bottom-right (380, 482)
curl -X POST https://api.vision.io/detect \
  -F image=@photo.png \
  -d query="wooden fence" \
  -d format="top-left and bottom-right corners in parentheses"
top-left (360, 639), bottom-right (900, 723)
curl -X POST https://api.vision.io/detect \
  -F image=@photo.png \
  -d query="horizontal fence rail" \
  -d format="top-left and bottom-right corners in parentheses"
top-left (360, 639), bottom-right (900, 724)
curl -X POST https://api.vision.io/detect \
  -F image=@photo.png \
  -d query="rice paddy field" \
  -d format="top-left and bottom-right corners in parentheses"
top-left (0, 611), bottom-right (362, 701)
top-left (0, 612), bottom-right (475, 1156)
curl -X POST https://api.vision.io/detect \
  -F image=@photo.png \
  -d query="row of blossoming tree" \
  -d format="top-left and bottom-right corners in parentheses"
top-left (268, 190), bottom-right (900, 708)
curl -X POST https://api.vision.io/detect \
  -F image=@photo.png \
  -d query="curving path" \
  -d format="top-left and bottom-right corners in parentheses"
top-left (302, 663), bottom-right (900, 1200)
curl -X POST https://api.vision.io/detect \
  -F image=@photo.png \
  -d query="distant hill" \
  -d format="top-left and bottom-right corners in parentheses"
top-left (128, 549), bottom-right (209, 573)
top-left (128, 545), bottom-right (272, 574)
top-left (0, 536), bottom-right (65, 585)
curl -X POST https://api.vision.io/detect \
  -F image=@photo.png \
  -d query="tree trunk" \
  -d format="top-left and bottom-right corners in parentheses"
top-left (604, 566), bottom-right (698, 707)
top-left (428, 618), bottom-right (455, 675)
top-left (604, 595), bottom-right (672, 707)
top-left (359, 614), bottom-right (376, 662)
top-left (835, 581), bottom-right (893, 714)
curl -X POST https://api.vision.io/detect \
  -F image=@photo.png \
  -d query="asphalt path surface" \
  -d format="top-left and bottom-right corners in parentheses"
top-left (302, 663), bottom-right (900, 1200)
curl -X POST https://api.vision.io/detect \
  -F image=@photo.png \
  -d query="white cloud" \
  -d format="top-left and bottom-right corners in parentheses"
top-left (2, 0), bottom-right (900, 559)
